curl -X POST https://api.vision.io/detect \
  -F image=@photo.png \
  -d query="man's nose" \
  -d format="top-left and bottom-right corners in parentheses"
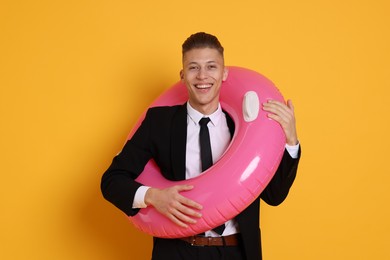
top-left (196, 68), bottom-right (208, 79)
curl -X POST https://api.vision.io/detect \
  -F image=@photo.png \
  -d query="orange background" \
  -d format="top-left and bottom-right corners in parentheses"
top-left (1, 0), bottom-right (389, 259)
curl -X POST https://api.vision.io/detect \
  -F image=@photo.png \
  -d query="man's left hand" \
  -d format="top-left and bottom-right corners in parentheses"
top-left (262, 99), bottom-right (298, 146)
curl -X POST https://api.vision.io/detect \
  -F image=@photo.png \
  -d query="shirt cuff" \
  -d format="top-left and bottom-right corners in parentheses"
top-left (132, 186), bottom-right (151, 209)
top-left (285, 142), bottom-right (300, 159)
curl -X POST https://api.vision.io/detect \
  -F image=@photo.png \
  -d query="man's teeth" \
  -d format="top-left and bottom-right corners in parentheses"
top-left (196, 84), bottom-right (211, 89)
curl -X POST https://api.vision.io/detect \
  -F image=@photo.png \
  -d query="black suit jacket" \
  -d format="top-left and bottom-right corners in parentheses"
top-left (101, 104), bottom-right (300, 260)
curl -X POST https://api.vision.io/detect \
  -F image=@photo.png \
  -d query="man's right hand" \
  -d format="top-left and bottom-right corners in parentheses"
top-left (144, 185), bottom-right (203, 228)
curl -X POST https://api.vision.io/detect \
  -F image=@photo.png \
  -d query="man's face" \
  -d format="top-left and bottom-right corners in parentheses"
top-left (180, 47), bottom-right (228, 115)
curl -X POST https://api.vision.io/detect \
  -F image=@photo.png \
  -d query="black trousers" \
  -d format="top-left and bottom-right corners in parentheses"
top-left (151, 237), bottom-right (246, 260)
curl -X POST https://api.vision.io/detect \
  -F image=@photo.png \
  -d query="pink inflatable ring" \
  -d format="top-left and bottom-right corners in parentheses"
top-left (127, 66), bottom-right (286, 238)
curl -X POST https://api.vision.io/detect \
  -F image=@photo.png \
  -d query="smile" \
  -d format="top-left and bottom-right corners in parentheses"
top-left (195, 84), bottom-right (213, 89)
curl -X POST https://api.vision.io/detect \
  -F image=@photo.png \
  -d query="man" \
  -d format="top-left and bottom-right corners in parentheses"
top-left (101, 32), bottom-right (301, 260)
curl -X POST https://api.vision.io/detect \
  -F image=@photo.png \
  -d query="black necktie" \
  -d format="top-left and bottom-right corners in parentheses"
top-left (199, 117), bottom-right (225, 235)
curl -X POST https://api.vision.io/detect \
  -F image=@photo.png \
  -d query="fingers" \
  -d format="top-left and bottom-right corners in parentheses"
top-left (165, 185), bottom-right (203, 227)
top-left (263, 99), bottom-right (298, 145)
top-left (262, 99), bottom-right (294, 124)
top-left (146, 185), bottom-right (203, 228)
top-left (176, 185), bottom-right (203, 210)
top-left (167, 203), bottom-right (200, 228)
top-left (287, 99), bottom-right (295, 111)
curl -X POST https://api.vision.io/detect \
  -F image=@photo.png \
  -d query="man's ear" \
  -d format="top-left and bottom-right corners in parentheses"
top-left (223, 67), bottom-right (229, 81)
top-left (179, 70), bottom-right (184, 80)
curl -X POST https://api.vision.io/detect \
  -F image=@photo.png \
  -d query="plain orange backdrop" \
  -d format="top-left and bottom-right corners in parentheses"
top-left (1, 0), bottom-right (389, 259)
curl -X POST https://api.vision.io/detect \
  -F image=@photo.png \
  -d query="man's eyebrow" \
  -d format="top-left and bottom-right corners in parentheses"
top-left (186, 61), bottom-right (218, 65)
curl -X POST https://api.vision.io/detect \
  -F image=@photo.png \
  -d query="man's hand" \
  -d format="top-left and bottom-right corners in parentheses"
top-left (144, 185), bottom-right (203, 228)
top-left (262, 99), bottom-right (298, 145)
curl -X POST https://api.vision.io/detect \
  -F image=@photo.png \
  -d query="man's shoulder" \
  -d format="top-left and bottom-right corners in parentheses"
top-left (148, 104), bottom-right (183, 112)
top-left (147, 104), bottom-right (186, 116)
top-left (144, 104), bottom-right (187, 124)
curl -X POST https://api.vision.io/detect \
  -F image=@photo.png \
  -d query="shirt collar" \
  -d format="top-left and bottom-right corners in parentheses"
top-left (187, 102), bottom-right (223, 126)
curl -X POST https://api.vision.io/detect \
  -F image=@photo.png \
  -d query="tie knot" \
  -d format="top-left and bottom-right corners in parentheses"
top-left (199, 117), bottom-right (211, 126)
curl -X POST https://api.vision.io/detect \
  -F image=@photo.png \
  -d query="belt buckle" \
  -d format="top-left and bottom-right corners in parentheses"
top-left (190, 236), bottom-right (205, 247)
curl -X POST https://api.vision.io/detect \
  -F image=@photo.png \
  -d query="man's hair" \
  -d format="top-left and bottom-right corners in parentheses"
top-left (182, 32), bottom-right (224, 57)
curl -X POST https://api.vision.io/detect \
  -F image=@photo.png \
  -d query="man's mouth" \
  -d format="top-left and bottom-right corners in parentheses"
top-left (195, 84), bottom-right (212, 89)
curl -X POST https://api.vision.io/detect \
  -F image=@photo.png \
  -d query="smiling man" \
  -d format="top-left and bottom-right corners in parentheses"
top-left (101, 32), bottom-right (301, 260)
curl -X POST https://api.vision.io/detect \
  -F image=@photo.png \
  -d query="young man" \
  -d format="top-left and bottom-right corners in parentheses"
top-left (101, 32), bottom-right (301, 260)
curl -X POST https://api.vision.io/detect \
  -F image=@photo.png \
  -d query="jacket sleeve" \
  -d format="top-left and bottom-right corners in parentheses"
top-left (260, 146), bottom-right (301, 206)
top-left (100, 109), bottom-right (154, 216)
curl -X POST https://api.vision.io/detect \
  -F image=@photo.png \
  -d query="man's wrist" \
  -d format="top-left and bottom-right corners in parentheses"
top-left (132, 186), bottom-right (151, 209)
top-left (285, 142), bottom-right (300, 159)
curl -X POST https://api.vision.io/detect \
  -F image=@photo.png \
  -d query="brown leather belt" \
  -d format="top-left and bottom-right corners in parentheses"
top-left (179, 234), bottom-right (240, 246)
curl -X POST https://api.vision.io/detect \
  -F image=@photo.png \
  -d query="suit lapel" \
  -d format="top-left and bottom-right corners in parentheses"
top-left (170, 104), bottom-right (188, 181)
top-left (223, 110), bottom-right (235, 139)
